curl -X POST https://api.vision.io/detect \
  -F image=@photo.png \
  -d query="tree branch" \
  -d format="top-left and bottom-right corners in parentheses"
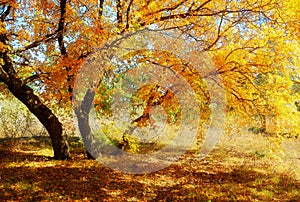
top-left (116, 0), bottom-right (122, 24)
top-left (57, 0), bottom-right (67, 56)
top-left (0, 4), bottom-right (11, 22)
top-left (125, 0), bottom-right (134, 30)
top-left (98, 0), bottom-right (104, 19)
top-left (145, 0), bottom-right (185, 17)
top-left (140, 8), bottom-right (264, 27)
top-left (13, 32), bottom-right (58, 54)
top-left (22, 72), bottom-right (50, 86)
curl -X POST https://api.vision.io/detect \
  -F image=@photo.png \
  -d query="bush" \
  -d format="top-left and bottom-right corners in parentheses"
top-left (0, 96), bottom-right (46, 139)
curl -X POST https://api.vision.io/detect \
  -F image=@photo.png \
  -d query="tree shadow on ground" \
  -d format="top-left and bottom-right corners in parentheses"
top-left (150, 164), bottom-right (300, 201)
top-left (0, 149), bottom-right (52, 163)
top-left (1, 144), bottom-right (300, 201)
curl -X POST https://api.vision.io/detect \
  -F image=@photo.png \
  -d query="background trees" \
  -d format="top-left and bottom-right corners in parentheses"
top-left (0, 0), bottom-right (299, 159)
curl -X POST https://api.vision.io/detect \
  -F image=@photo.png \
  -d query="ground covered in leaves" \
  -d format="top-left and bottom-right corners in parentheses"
top-left (1, 134), bottom-right (300, 201)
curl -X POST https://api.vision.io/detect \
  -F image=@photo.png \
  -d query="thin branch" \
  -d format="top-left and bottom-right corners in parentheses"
top-left (116, 0), bottom-right (122, 24)
top-left (194, 0), bottom-right (213, 12)
top-left (13, 32), bottom-right (58, 54)
top-left (146, 0), bottom-right (185, 17)
top-left (0, 4), bottom-right (11, 22)
top-left (57, 0), bottom-right (67, 56)
top-left (22, 74), bottom-right (40, 85)
top-left (204, 14), bottom-right (223, 51)
top-left (125, 0), bottom-right (134, 30)
top-left (140, 8), bottom-right (264, 27)
top-left (98, 0), bottom-right (104, 19)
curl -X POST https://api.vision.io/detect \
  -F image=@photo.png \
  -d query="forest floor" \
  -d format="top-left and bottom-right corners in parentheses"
top-left (1, 133), bottom-right (300, 201)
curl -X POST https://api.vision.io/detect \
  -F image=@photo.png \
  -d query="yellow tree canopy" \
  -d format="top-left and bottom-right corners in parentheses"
top-left (0, 0), bottom-right (299, 136)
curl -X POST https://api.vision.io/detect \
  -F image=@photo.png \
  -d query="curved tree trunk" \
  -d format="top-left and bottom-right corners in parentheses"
top-left (74, 89), bottom-right (96, 160)
top-left (0, 37), bottom-right (70, 160)
top-left (0, 69), bottom-right (70, 160)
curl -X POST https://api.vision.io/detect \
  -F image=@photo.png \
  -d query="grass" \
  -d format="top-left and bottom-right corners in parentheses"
top-left (0, 133), bottom-right (300, 201)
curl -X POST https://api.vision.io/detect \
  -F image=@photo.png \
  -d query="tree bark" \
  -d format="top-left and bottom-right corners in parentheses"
top-left (0, 71), bottom-right (71, 160)
top-left (0, 35), bottom-right (70, 160)
top-left (74, 89), bottom-right (96, 160)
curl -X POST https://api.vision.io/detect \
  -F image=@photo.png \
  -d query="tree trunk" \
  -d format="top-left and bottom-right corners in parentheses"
top-left (0, 73), bottom-right (70, 159)
top-left (0, 43), bottom-right (70, 160)
top-left (74, 89), bottom-right (96, 160)
top-left (75, 108), bottom-right (95, 159)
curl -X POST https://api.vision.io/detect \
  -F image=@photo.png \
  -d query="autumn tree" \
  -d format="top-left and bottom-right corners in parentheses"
top-left (0, 0), bottom-right (70, 159)
top-left (0, 0), bottom-right (299, 159)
